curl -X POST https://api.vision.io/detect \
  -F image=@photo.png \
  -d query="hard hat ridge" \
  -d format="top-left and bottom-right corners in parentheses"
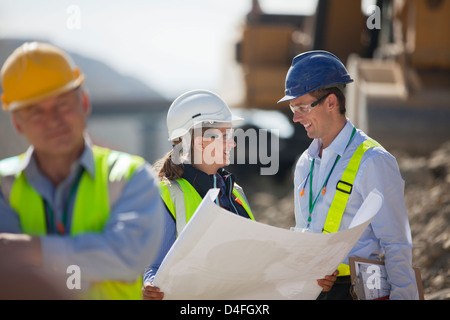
top-left (166, 89), bottom-right (243, 141)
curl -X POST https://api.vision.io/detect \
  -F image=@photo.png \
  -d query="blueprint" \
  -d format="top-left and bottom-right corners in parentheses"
top-left (154, 188), bottom-right (383, 300)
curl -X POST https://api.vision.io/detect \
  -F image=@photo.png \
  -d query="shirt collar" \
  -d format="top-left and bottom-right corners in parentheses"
top-left (182, 163), bottom-right (234, 198)
top-left (23, 135), bottom-right (95, 179)
top-left (78, 138), bottom-right (95, 178)
top-left (308, 119), bottom-right (354, 159)
top-left (327, 119), bottom-right (354, 157)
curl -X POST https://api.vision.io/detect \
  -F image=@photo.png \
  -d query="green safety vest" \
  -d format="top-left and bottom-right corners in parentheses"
top-left (323, 139), bottom-right (381, 276)
top-left (0, 145), bottom-right (145, 300)
top-left (160, 178), bottom-right (255, 235)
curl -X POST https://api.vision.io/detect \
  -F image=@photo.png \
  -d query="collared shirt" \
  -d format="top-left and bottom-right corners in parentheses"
top-left (294, 119), bottom-right (418, 299)
top-left (0, 140), bottom-right (175, 289)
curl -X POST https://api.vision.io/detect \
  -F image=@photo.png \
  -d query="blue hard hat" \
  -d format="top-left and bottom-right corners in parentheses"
top-left (278, 50), bottom-right (353, 103)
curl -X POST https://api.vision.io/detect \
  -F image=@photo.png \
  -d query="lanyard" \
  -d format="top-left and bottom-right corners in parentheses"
top-left (301, 127), bottom-right (356, 228)
top-left (44, 168), bottom-right (84, 235)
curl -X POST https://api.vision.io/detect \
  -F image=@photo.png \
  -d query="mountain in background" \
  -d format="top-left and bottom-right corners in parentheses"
top-left (0, 38), bottom-right (170, 159)
top-left (0, 38), bottom-right (168, 104)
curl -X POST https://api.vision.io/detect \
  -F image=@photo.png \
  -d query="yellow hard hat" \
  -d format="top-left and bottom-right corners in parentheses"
top-left (1, 42), bottom-right (85, 112)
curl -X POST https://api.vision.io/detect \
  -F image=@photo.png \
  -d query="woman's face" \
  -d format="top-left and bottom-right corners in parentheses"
top-left (192, 126), bottom-right (236, 174)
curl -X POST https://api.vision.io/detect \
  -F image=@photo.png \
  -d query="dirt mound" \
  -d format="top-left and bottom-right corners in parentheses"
top-left (398, 140), bottom-right (450, 299)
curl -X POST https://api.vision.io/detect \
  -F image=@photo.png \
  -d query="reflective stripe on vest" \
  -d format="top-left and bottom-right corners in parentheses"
top-left (323, 139), bottom-right (380, 276)
top-left (0, 145), bottom-right (145, 299)
top-left (160, 178), bottom-right (255, 236)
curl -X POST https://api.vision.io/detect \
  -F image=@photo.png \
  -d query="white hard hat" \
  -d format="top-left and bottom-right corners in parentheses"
top-left (167, 89), bottom-right (243, 141)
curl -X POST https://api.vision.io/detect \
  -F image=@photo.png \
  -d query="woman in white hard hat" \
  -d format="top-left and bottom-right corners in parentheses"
top-left (142, 89), bottom-right (255, 300)
top-left (158, 89), bottom-right (255, 224)
top-left (142, 89), bottom-right (338, 300)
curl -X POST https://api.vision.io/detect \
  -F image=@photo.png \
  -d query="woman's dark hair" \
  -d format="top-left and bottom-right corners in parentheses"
top-left (154, 126), bottom-right (216, 182)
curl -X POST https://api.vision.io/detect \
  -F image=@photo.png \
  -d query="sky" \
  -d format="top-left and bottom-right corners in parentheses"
top-left (0, 0), bottom-right (319, 102)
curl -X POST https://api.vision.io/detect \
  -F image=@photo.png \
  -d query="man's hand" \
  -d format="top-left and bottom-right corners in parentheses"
top-left (142, 282), bottom-right (164, 300)
top-left (0, 233), bottom-right (74, 299)
top-left (317, 270), bottom-right (339, 292)
top-left (0, 233), bottom-right (42, 267)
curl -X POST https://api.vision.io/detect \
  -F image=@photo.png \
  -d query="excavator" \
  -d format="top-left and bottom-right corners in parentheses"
top-left (231, 0), bottom-right (450, 179)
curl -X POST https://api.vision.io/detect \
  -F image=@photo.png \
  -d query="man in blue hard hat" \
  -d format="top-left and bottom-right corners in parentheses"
top-left (279, 51), bottom-right (418, 300)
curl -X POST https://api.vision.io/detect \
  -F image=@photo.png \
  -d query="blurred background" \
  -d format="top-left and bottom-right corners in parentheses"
top-left (1, 0), bottom-right (449, 299)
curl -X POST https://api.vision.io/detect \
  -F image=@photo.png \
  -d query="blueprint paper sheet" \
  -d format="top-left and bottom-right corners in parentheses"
top-left (154, 188), bottom-right (382, 300)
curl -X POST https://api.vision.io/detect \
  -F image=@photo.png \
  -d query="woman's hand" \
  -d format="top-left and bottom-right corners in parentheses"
top-left (142, 282), bottom-right (164, 300)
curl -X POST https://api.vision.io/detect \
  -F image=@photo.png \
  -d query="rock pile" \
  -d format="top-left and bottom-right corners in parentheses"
top-left (398, 140), bottom-right (450, 300)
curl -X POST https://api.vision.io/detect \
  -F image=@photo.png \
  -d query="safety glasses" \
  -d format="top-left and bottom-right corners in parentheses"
top-left (202, 128), bottom-right (234, 142)
top-left (289, 92), bottom-right (332, 115)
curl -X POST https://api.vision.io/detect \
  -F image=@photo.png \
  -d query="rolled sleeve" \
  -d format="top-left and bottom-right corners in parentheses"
top-left (0, 191), bottom-right (22, 233)
top-left (143, 206), bottom-right (176, 285)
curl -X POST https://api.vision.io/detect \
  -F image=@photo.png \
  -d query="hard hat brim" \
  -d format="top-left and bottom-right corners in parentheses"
top-left (277, 94), bottom-right (297, 104)
top-left (168, 114), bottom-right (244, 141)
top-left (3, 73), bottom-right (85, 112)
top-left (277, 82), bottom-right (352, 104)
top-left (190, 114), bottom-right (244, 128)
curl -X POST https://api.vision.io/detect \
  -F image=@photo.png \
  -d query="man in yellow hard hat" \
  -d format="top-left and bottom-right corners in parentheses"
top-left (0, 42), bottom-right (173, 299)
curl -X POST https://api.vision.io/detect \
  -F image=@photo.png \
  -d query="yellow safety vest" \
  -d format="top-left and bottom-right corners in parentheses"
top-left (323, 139), bottom-right (381, 276)
top-left (0, 145), bottom-right (145, 299)
top-left (160, 178), bottom-right (255, 235)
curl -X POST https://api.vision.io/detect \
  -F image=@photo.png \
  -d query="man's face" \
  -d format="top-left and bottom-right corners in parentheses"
top-left (12, 88), bottom-right (89, 158)
top-left (290, 93), bottom-right (332, 141)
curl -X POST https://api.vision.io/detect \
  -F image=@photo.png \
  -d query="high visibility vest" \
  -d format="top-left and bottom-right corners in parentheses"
top-left (323, 139), bottom-right (381, 276)
top-left (0, 145), bottom-right (145, 299)
top-left (160, 178), bottom-right (255, 235)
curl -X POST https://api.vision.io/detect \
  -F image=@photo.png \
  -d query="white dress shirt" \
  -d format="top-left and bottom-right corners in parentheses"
top-left (294, 119), bottom-right (418, 299)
